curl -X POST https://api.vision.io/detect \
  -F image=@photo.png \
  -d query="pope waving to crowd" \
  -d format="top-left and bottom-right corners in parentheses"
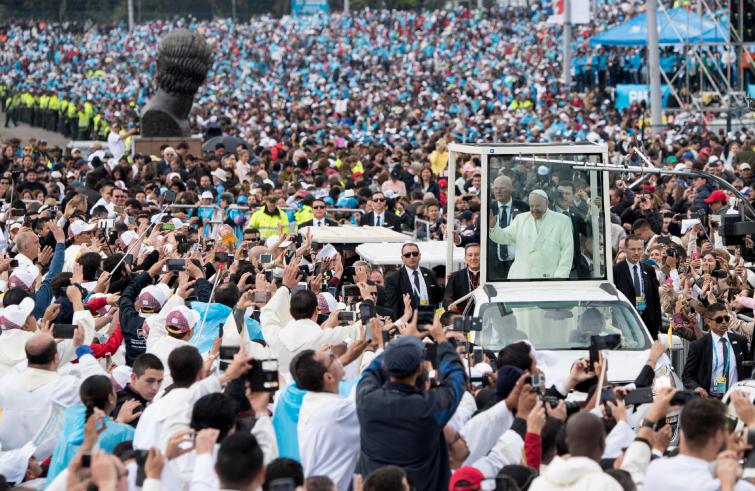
top-left (489, 189), bottom-right (574, 279)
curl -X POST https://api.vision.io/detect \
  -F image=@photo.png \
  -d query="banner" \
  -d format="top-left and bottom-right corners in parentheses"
top-left (291, 0), bottom-right (329, 15)
top-left (548, 0), bottom-right (591, 25)
top-left (615, 84), bottom-right (672, 110)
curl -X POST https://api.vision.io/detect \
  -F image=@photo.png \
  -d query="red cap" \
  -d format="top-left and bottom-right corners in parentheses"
top-left (704, 190), bottom-right (727, 204)
top-left (449, 467), bottom-right (484, 491)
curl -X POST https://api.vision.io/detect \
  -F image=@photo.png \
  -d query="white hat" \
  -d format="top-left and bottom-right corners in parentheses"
top-left (164, 305), bottom-right (201, 335)
top-left (166, 172), bottom-right (181, 182)
top-left (265, 235), bottom-right (292, 248)
top-left (0, 441), bottom-right (37, 484)
top-left (8, 266), bottom-right (39, 291)
top-left (69, 220), bottom-right (96, 237)
top-left (51, 171), bottom-right (62, 179)
top-left (674, 163), bottom-right (687, 172)
top-left (537, 165), bottom-right (550, 176)
top-left (111, 365), bottom-right (132, 391)
top-left (201, 191), bottom-right (214, 200)
top-left (137, 284), bottom-right (171, 313)
top-left (531, 189), bottom-right (549, 201)
top-left (0, 297), bottom-right (35, 331)
top-left (9, 223), bottom-right (22, 232)
top-left (211, 168), bottom-right (228, 182)
top-left (170, 218), bottom-right (187, 230)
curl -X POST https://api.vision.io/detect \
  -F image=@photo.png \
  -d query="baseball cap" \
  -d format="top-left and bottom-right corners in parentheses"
top-left (201, 191), bottom-right (214, 200)
top-left (382, 336), bottom-right (423, 376)
top-left (704, 190), bottom-right (727, 204)
top-left (137, 284), bottom-right (171, 313)
top-left (165, 306), bottom-right (201, 335)
top-left (0, 297), bottom-right (35, 331)
top-left (69, 220), bottom-right (96, 237)
top-left (8, 266), bottom-right (39, 291)
top-left (449, 466), bottom-right (484, 491)
top-left (0, 442), bottom-right (37, 484)
top-left (740, 163), bottom-right (752, 170)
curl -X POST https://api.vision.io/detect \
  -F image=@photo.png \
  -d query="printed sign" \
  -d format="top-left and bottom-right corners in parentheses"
top-left (615, 84), bottom-right (672, 110)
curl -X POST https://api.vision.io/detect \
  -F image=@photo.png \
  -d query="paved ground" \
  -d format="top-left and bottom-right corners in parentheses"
top-left (0, 112), bottom-right (70, 147)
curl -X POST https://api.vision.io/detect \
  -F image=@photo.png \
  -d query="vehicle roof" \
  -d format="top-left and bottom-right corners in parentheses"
top-left (471, 283), bottom-right (627, 304)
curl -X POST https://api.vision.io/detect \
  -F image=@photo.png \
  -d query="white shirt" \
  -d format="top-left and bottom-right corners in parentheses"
top-left (107, 131), bottom-right (126, 162)
top-left (627, 260), bottom-right (644, 297)
top-left (312, 218), bottom-right (328, 227)
top-left (373, 212), bottom-right (386, 227)
top-left (710, 331), bottom-right (738, 393)
top-left (298, 391), bottom-right (360, 491)
top-left (645, 454), bottom-right (755, 491)
top-left (404, 266), bottom-right (429, 303)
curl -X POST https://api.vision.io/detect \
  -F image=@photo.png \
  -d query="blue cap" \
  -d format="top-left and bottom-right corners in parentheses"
top-left (382, 336), bottom-right (424, 376)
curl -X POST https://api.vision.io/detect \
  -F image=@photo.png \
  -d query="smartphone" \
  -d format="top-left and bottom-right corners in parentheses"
top-left (425, 342), bottom-right (438, 369)
top-left (601, 387), bottom-right (615, 403)
top-left (81, 452), bottom-right (91, 468)
top-left (292, 282), bottom-right (307, 294)
top-left (342, 284), bottom-right (360, 298)
top-left (161, 223), bottom-right (175, 231)
top-left (163, 190), bottom-right (177, 203)
top-left (314, 262), bottom-right (322, 277)
top-left (52, 324), bottom-right (77, 339)
top-left (165, 259), bottom-right (186, 272)
top-left (260, 253), bottom-right (272, 265)
top-left (359, 301), bottom-right (376, 322)
top-left (98, 219), bottom-right (115, 229)
top-left (298, 265), bottom-right (310, 278)
top-left (247, 359), bottom-right (280, 392)
top-left (134, 449), bottom-right (148, 486)
top-left (253, 291), bottom-right (269, 303)
top-left (472, 346), bottom-right (484, 364)
top-left (670, 390), bottom-right (699, 406)
top-left (9, 209), bottom-right (25, 217)
top-left (214, 252), bottom-right (232, 264)
top-left (417, 306), bottom-right (435, 329)
top-left (265, 269), bottom-right (273, 283)
top-left (624, 387), bottom-right (654, 406)
top-left (219, 346), bottom-right (240, 371)
top-left (338, 311), bottom-right (356, 324)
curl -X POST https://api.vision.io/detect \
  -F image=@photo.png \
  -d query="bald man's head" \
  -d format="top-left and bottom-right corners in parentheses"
top-left (25, 333), bottom-right (57, 367)
top-left (566, 411), bottom-right (606, 461)
top-left (493, 175), bottom-right (513, 203)
top-left (15, 230), bottom-right (40, 259)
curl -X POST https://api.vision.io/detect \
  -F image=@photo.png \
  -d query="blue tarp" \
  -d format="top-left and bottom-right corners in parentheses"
top-left (590, 8), bottom-right (727, 46)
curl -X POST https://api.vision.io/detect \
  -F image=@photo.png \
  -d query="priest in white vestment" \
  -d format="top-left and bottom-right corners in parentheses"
top-left (489, 189), bottom-right (574, 279)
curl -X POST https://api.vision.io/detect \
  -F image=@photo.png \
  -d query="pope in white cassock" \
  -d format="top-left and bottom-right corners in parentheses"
top-left (489, 189), bottom-right (574, 279)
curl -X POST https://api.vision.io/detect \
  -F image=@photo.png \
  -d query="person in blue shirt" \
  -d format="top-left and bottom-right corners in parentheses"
top-left (47, 373), bottom-right (136, 484)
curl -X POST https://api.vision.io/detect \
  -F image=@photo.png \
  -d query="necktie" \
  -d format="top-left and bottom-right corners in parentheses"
top-left (413, 270), bottom-right (421, 297)
top-left (721, 337), bottom-right (730, 389)
top-left (498, 205), bottom-right (509, 261)
top-left (632, 265), bottom-right (642, 297)
top-left (377, 215), bottom-right (382, 227)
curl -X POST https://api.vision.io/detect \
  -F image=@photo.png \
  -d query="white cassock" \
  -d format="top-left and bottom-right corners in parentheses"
top-left (489, 210), bottom-right (574, 279)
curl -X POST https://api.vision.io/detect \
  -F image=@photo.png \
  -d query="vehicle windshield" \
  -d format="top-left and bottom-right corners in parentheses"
top-left (485, 153), bottom-right (607, 282)
top-left (477, 301), bottom-right (651, 351)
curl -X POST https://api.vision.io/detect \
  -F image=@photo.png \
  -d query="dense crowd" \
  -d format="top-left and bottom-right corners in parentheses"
top-left (1, 4), bottom-right (755, 491)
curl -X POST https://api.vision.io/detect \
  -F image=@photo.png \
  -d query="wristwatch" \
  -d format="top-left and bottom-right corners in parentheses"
top-left (640, 418), bottom-right (657, 429)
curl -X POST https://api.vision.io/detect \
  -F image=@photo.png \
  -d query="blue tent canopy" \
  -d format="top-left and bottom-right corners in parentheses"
top-left (589, 8), bottom-right (728, 46)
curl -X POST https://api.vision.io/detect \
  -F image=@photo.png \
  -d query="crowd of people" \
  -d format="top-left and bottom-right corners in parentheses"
top-left (0, 3), bottom-right (755, 491)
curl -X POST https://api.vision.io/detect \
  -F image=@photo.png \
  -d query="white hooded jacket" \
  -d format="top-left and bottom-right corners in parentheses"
top-left (529, 456), bottom-right (624, 491)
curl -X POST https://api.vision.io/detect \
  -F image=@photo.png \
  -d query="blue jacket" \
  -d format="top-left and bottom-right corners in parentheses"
top-left (33, 243), bottom-right (65, 319)
top-left (47, 403), bottom-right (134, 483)
top-left (356, 342), bottom-right (465, 491)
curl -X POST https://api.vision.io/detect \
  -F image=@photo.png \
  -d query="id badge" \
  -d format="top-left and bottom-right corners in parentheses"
top-left (715, 376), bottom-right (727, 394)
top-left (636, 295), bottom-right (647, 312)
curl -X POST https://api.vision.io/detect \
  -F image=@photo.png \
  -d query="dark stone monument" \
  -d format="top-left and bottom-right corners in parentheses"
top-left (140, 29), bottom-right (212, 138)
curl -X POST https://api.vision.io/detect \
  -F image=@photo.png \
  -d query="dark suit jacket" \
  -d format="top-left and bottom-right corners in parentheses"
top-left (298, 217), bottom-right (338, 228)
top-left (359, 211), bottom-right (402, 232)
top-left (487, 198), bottom-right (529, 280)
top-left (682, 332), bottom-right (751, 392)
top-left (443, 267), bottom-right (477, 309)
top-left (613, 260), bottom-right (662, 338)
top-left (384, 266), bottom-right (442, 320)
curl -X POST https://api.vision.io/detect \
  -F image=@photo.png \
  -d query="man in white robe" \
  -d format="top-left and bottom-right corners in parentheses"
top-left (489, 190), bottom-right (574, 279)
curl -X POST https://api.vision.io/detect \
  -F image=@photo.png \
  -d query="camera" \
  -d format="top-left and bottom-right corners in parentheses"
top-left (710, 269), bottom-right (729, 279)
top-left (452, 316), bottom-right (483, 332)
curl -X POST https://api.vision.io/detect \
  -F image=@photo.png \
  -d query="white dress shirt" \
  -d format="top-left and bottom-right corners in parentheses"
top-left (710, 331), bottom-right (738, 393)
top-left (373, 212), bottom-right (386, 227)
top-left (626, 260), bottom-right (644, 297)
top-left (404, 266), bottom-right (429, 303)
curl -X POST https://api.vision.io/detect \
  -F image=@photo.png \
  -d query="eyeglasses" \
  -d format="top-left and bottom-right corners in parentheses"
top-left (367, 290), bottom-right (378, 297)
top-left (403, 251), bottom-right (420, 258)
top-left (712, 315), bottom-right (730, 323)
top-left (373, 198), bottom-right (386, 202)
top-left (313, 205), bottom-right (326, 209)
top-left (324, 351), bottom-right (337, 370)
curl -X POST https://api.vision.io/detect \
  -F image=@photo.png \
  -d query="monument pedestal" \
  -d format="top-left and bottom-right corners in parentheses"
top-left (132, 136), bottom-right (203, 158)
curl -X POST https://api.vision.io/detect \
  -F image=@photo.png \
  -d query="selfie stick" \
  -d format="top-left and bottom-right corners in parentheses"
top-left (193, 262), bottom-right (225, 345)
top-left (108, 201), bottom-right (174, 275)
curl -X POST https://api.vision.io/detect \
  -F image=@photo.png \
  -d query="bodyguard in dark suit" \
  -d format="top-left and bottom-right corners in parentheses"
top-left (489, 175), bottom-right (529, 281)
top-left (443, 243), bottom-right (481, 311)
top-left (359, 191), bottom-right (402, 232)
top-left (613, 235), bottom-right (662, 339)
top-left (384, 242), bottom-right (442, 320)
top-left (683, 303), bottom-right (751, 398)
top-left (299, 198), bottom-right (338, 228)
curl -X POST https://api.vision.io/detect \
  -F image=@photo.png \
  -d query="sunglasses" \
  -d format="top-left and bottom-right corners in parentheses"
top-left (712, 315), bottom-right (730, 323)
top-left (313, 205), bottom-right (326, 209)
top-left (403, 251), bottom-right (420, 258)
top-left (373, 198), bottom-right (386, 202)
